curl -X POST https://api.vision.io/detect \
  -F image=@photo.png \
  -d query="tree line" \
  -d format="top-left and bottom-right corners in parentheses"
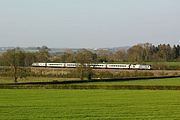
top-left (51, 43), bottom-right (180, 63)
top-left (0, 43), bottom-right (180, 82)
top-left (1, 43), bottom-right (179, 66)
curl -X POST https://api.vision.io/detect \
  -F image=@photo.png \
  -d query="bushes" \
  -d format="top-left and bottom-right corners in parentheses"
top-left (0, 67), bottom-right (11, 77)
top-left (92, 70), bottom-right (154, 79)
top-left (94, 71), bottom-right (113, 79)
top-left (0, 67), bottom-right (31, 80)
top-left (117, 71), bottom-right (154, 78)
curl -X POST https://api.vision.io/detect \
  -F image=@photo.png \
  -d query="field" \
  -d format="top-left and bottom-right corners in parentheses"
top-left (2, 76), bottom-right (180, 86)
top-left (0, 89), bottom-right (180, 120)
top-left (147, 62), bottom-right (180, 70)
top-left (1, 74), bottom-right (180, 119)
top-left (76, 77), bottom-right (180, 86)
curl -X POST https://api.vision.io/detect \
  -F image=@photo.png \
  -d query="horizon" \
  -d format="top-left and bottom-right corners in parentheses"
top-left (0, 42), bottom-right (179, 48)
top-left (0, 42), bottom-right (180, 50)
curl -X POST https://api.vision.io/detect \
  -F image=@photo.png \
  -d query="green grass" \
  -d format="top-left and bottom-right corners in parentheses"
top-left (147, 62), bottom-right (180, 65)
top-left (147, 62), bottom-right (180, 70)
top-left (0, 90), bottom-right (180, 119)
top-left (77, 77), bottom-right (180, 86)
top-left (111, 61), bottom-right (180, 66)
top-left (158, 62), bottom-right (180, 66)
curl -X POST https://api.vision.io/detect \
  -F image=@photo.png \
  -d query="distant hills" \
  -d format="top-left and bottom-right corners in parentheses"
top-left (0, 46), bottom-right (130, 54)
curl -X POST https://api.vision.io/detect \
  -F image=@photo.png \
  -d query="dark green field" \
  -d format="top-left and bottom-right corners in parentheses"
top-left (1, 89), bottom-right (180, 120)
top-left (76, 77), bottom-right (180, 86)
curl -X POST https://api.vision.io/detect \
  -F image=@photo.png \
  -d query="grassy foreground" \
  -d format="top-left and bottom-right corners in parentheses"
top-left (0, 90), bottom-right (180, 120)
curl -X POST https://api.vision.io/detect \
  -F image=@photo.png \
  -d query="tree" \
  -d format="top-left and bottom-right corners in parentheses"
top-left (172, 45), bottom-right (180, 61)
top-left (156, 44), bottom-right (173, 61)
top-left (24, 52), bottom-right (36, 66)
top-left (36, 46), bottom-right (50, 62)
top-left (2, 48), bottom-right (26, 82)
top-left (96, 49), bottom-right (110, 62)
top-left (113, 49), bottom-right (127, 62)
top-left (75, 49), bottom-right (96, 80)
top-left (127, 44), bottom-right (144, 62)
top-left (61, 51), bottom-right (75, 63)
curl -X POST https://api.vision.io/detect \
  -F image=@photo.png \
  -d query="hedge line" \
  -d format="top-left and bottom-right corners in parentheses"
top-left (1, 84), bottom-right (180, 90)
top-left (2, 75), bottom-right (179, 85)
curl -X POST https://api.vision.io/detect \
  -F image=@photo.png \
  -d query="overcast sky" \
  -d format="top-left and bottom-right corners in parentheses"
top-left (0, 0), bottom-right (179, 48)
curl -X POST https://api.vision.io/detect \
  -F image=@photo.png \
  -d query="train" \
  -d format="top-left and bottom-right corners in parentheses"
top-left (32, 63), bottom-right (151, 70)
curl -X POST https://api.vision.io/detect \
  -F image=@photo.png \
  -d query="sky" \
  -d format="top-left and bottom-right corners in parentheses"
top-left (0, 0), bottom-right (180, 48)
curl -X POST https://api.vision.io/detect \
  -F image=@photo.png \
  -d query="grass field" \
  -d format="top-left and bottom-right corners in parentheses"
top-left (0, 89), bottom-right (180, 120)
top-left (147, 62), bottom-right (180, 70)
top-left (147, 62), bottom-right (180, 66)
top-left (76, 77), bottom-right (180, 86)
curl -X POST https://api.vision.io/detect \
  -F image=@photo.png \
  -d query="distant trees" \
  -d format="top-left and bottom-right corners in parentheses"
top-left (125, 43), bottom-right (180, 62)
top-left (1, 43), bottom-right (180, 81)
top-left (46, 43), bottom-right (180, 64)
top-left (35, 43), bottom-right (180, 64)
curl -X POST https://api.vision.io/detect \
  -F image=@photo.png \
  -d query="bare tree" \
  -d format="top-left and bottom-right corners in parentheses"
top-left (96, 49), bottom-right (110, 62)
top-left (61, 51), bottom-right (75, 63)
top-left (76, 49), bottom-right (96, 80)
top-left (113, 49), bottom-right (127, 62)
top-left (2, 48), bottom-right (26, 82)
top-left (36, 46), bottom-right (50, 62)
top-left (127, 44), bottom-right (144, 62)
